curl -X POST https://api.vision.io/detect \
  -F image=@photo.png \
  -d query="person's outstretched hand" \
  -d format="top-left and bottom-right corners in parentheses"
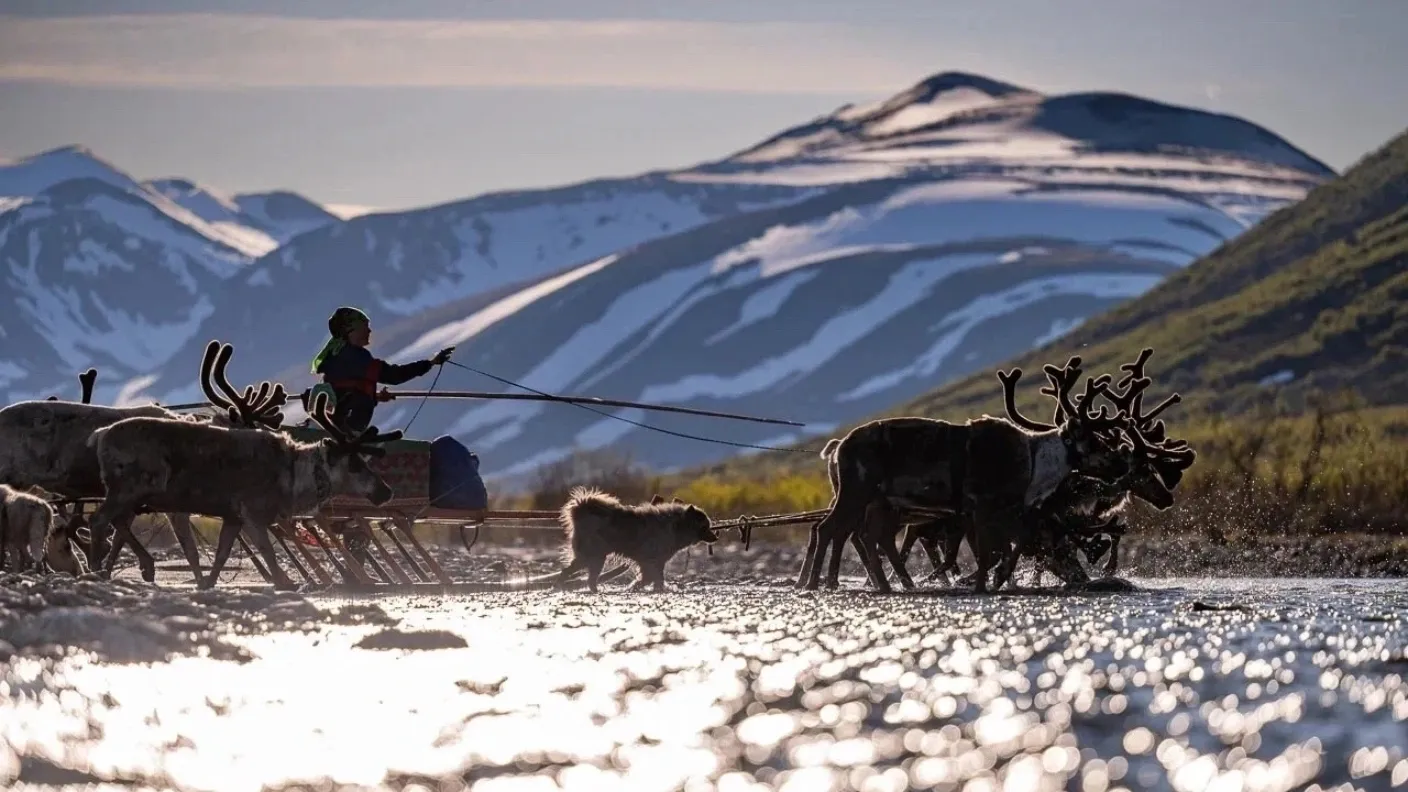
top-left (432, 346), bottom-right (456, 366)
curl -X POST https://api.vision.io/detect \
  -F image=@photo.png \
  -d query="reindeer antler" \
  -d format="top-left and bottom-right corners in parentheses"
top-left (1101, 348), bottom-right (1185, 442)
top-left (204, 341), bottom-right (287, 429)
top-left (46, 367), bottom-right (101, 403)
top-left (1038, 356), bottom-right (1086, 424)
top-left (306, 392), bottom-right (403, 458)
top-left (996, 368), bottom-right (1056, 432)
top-left (78, 369), bottom-right (97, 404)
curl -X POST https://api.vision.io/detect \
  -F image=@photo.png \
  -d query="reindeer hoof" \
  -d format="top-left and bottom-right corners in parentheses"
top-left (139, 565), bottom-right (157, 583)
top-left (197, 577), bottom-right (217, 590)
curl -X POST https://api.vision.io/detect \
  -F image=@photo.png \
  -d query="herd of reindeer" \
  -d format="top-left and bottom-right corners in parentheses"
top-left (0, 337), bottom-right (1195, 595)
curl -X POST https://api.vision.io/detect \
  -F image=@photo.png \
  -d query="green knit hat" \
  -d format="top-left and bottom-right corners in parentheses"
top-left (310, 306), bottom-right (370, 374)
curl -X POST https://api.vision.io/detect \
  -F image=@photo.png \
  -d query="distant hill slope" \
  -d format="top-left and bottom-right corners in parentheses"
top-left (901, 125), bottom-right (1408, 422)
top-left (697, 126), bottom-right (1408, 482)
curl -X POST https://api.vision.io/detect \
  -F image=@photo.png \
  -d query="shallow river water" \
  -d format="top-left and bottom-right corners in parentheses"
top-left (2, 556), bottom-right (1407, 792)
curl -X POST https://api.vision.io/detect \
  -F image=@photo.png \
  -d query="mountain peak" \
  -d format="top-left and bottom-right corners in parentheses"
top-left (908, 71), bottom-right (1036, 100)
top-left (0, 144), bottom-right (143, 199)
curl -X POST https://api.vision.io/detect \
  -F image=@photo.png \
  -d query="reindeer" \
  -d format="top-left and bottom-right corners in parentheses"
top-left (0, 483), bottom-right (85, 575)
top-left (896, 347), bottom-right (1196, 587)
top-left (85, 377), bottom-right (399, 590)
top-left (796, 355), bottom-right (1134, 593)
top-left (94, 340), bottom-right (296, 584)
top-left (1017, 347), bottom-right (1196, 580)
top-left (0, 366), bottom-right (245, 578)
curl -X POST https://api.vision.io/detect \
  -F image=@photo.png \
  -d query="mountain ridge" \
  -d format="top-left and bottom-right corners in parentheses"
top-left (0, 70), bottom-right (1339, 482)
top-left (691, 124), bottom-right (1408, 484)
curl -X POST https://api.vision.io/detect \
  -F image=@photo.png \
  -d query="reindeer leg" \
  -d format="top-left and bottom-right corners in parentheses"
top-left (992, 535), bottom-right (1027, 591)
top-left (849, 530), bottom-right (891, 593)
top-left (824, 527), bottom-right (854, 590)
top-left (244, 521), bottom-right (297, 591)
top-left (897, 524), bottom-right (919, 567)
top-left (966, 509), bottom-right (1002, 595)
top-left (1103, 533), bottom-right (1123, 577)
top-left (919, 532), bottom-right (948, 581)
top-left (202, 515), bottom-right (243, 590)
top-left (795, 518), bottom-right (824, 588)
top-left (879, 528), bottom-right (916, 591)
top-left (166, 513), bottom-right (205, 586)
top-left (117, 515), bottom-right (158, 583)
top-left (861, 502), bottom-right (909, 592)
top-left (86, 516), bottom-right (113, 576)
top-left (805, 509), bottom-right (843, 590)
top-left (87, 500), bottom-right (130, 579)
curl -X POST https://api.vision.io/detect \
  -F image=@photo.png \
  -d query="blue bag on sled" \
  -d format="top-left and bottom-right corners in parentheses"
top-left (428, 435), bottom-right (489, 510)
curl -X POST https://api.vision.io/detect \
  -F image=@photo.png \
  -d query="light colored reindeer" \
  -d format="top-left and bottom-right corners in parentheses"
top-left (0, 365), bottom-right (242, 578)
top-left (86, 360), bottom-right (400, 589)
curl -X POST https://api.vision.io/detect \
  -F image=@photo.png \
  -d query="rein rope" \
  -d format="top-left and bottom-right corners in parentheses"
top-left (443, 360), bottom-right (816, 454)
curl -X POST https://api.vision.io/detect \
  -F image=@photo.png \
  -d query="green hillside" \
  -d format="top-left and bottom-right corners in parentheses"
top-left (900, 125), bottom-right (1408, 424)
top-left (639, 127), bottom-right (1408, 535)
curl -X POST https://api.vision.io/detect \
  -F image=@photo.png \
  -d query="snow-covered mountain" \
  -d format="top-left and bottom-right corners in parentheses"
top-left (2, 72), bottom-right (1335, 482)
top-left (145, 177), bottom-right (339, 249)
top-left (0, 146), bottom-right (344, 400)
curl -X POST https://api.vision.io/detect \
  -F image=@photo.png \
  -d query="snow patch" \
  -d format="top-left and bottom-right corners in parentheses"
top-left (710, 179), bottom-right (1242, 280)
top-left (446, 259), bottom-right (717, 442)
top-left (866, 87), bottom-right (1007, 137)
top-left (1032, 317), bottom-right (1085, 348)
top-left (704, 269), bottom-right (820, 346)
top-left (1259, 369), bottom-right (1295, 387)
top-left (640, 253), bottom-right (996, 405)
top-left (393, 254), bottom-right (617, 361)
top-left (836, 274), bottom-right (1162, 402)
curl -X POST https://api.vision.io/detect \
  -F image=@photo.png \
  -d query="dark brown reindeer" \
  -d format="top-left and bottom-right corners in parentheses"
top-left (1041, 347), bottom-right (1196, 578)
top-left (796, 355), bottom-right (1134, 594)
top-left (897, 347), bottom-right (1196, 587)
top-left (85, 343), bottom-right (400, 589)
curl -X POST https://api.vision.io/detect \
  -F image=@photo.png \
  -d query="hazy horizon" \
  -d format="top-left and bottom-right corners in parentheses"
top-left (2, 0), bottom-right (1405, 214)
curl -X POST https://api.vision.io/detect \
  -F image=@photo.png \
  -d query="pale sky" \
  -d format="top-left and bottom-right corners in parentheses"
top-left (1, 0), bottom-right (1405, 213)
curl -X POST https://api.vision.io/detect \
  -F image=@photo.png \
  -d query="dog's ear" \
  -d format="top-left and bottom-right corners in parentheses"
top-left (650, 494), bottom-right (665, 505)
top-left (672, 497), bottom-right (684, 504)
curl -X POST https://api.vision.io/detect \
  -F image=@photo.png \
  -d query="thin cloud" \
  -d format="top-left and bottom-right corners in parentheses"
top-left (0, 13), bottom-right (921, 93)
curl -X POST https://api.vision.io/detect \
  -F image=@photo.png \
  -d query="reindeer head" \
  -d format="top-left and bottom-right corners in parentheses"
top-left (1093, 347), bottom-right (1197, 510)
top-left (306, 391), bottom-right (399, 506)
top-left (199, 340), bottom-right (288, 430)
top-left (997, 356), bottom-right (1131, 482)
top-left (45, 524), bottom-right (88, 576)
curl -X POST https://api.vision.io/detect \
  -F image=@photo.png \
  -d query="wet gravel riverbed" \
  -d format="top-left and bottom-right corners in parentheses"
top-left (2, 549), bottom-right (1407, 791)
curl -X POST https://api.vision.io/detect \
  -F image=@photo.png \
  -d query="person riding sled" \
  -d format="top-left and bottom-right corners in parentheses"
top-left (310, 306), bottom-right (456, 434)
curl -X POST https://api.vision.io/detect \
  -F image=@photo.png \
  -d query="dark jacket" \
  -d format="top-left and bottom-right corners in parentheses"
top-left (316, 344), bottom-right (434, 433)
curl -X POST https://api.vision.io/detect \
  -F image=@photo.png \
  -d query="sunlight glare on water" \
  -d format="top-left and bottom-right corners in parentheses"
top-left (1, 578), bottom-right (1406, 791)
